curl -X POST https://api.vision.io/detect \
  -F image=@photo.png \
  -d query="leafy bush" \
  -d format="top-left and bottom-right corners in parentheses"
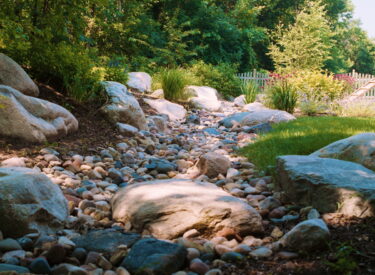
top-left (289, 71), bottom-right (348, 102)
top-left (103, 57), bottom-right (129, 84)
top-left (161, 68), bottom-right (189, 102)
top-left (299, 99), bottom-right (329, 116)
top-left (265, 79), bottom-right (298, 113)
top-left (188, 61), bottom-right (242, 98)
top-left (29, 42), bottom-right (102, 102)
top-left (241, 81), bottom-right (259, 104)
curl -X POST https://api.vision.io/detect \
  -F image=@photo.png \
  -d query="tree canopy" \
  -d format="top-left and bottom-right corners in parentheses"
top-left (0, 0), bottom-right (374, 100)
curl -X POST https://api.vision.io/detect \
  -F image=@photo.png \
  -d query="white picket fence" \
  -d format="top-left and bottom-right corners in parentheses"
top-left (340, 70), bottom-right (375, 98)
top-left (238, 69), bottom-right (375, 100)
top-left (237, 70), bottom-right (269, 90)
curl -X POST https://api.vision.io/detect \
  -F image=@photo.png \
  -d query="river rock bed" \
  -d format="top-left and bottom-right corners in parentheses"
top-left (0, 90), bottom-right (374, 275)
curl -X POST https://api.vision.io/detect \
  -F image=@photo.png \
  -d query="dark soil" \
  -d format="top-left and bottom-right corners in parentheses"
top-left (221, 216), bottom-right (375, 275)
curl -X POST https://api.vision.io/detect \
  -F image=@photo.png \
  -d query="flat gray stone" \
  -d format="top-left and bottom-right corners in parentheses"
top-left (276, 155), bottom-right (375, 217)
top-left (72, 229), bottom-right (140, 254)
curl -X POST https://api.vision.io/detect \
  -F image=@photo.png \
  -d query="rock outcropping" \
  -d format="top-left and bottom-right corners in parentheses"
top-left (0, 85), bottom-right (78, 143)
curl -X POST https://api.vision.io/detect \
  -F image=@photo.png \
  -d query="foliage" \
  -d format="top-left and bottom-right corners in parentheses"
top-left (288, 71), bottom-right (349, 102)
top-left (299, 100), bottom-right (329, 116)
top-left (188, 61), bottom-right (242, 98)
top-left (241, 81), bottom-right (259, 104)
top-left (240, 116), bottom-right (375, 170)
top-left (265, 79), bottom-right (298, 113)
top-left (269, 0), bottom-right (333, 72)
top-left (326, 242), bottom-right (358, 275)
top-left (0, 0), bottom-right (374, 101)
top-left (161, 68), bottom-right (189, 102)
top-left (336, 101), bottom-right (375, 118)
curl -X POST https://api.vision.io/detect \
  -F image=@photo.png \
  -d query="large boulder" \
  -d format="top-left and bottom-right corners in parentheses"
top-left (275, 155), bottom-right (375, 217)
top-left (197, 152), bottom-right (231, 177)
top-left (186, 86), bottom-right (222, 112)
top-left (111, 179), bottom-right (263, 239)
top-left (101, 81), bottom-right (148, 130)
top-left (310, 133), bottom-right (375, 171)
top-left (0, 53), bottom-right (39, 97)
top-left (0, 167), bottom-right (69, 238)
top-left (121, 238), bottom-right (187, 275)
top-left (0, 85), bottom-right (78, 143)
top-left (127, 72), bottom-right (152, 93)
top-left (144, 98), bottom-right (187, 121)
top-left (241, 109), bottom-right (295, 126)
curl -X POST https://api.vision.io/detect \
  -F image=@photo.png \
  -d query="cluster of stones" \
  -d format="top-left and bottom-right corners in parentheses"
top-left (0, 53), bottom-right (374, 274)
top-left (0, 99), bottom-right (333, 275)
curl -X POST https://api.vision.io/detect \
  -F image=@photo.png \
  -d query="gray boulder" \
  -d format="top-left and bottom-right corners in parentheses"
top-left (0, 85), bottom-right (78, 143)
top-left (0, 53), bottom-right (39, 97)
top-left (276, 155), bottom-right (375, 217)
top-left (72, 229), bottom-right (140, 254)
top-left (277, 219), bottom-right (330, 251)
top-left (241, 109), bottom-right (295, 126)
top-left (242, 102), bottom-right (267, 112)
top-left (122, 238), bottom-right (187, 275)
top-left (219, 112), bottom-right (251, 128)
top-left (101, 81), bottom-right (148, 130)
top-left (186, 86), bottom-right (222, 112)
top-left (111, 179), bottom-right (263, 239)
top-left (144, 98), bottom-right (187, 121)
top-left (127, 72), bottom-right (152, 93)
top-left (0, 168), bottom-right (68, 238)
top-left (310, 133), bottom-right (375, 171)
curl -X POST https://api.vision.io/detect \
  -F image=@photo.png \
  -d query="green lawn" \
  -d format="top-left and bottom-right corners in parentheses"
top-left (240, 116), bottom-right (375, 171)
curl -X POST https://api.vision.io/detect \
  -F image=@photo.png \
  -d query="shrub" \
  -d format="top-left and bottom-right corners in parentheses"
top-left (188, 61), bottom-right (242, 98)
top-left (29, 42), bottom-right (102, 102)
top-left (289, 71), bottom-right (348, 102)
top-left (265, 79), bottom-right (298, 113)
top-left (299, 99), bottom-right (329, 116)
top-left (241, 81), bottom-right (259, 104)
top-left (161, 68), bottom-right (189, 102)
top-left (102, 56), bottom-right (129, 84)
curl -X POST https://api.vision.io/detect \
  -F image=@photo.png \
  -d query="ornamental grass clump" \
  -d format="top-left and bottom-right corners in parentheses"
top-left (241, 81), bottom-right (259, 104)
top-left (161, 68), bottom-right (189, 102)
top-left (265, 79), bottom-right (298, 113)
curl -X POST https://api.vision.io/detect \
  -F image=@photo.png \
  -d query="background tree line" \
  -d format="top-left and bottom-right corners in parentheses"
top-left (0, 0), bottom-right (374, 100)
